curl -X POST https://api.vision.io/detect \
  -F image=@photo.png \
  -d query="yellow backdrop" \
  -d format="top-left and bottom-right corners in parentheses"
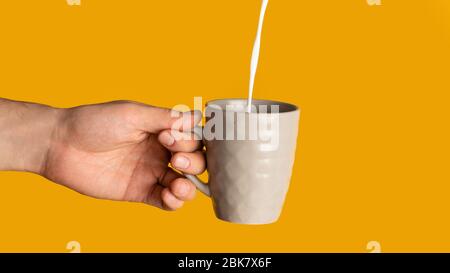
top-left (0, 0), bottom-right (449, 253)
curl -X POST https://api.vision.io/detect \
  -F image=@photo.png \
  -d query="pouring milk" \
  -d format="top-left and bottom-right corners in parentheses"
top-left (247, 0), bottom-right (269, 113)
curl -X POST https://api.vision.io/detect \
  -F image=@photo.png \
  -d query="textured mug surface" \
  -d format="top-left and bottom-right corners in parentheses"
top-left (189, 99), bottom-right (300, 224)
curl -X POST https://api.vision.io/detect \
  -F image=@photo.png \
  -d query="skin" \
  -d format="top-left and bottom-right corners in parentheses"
top-left (0, 98), bottom-right (205, 211)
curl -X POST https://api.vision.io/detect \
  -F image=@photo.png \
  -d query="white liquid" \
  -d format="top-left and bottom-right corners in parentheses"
top-left (247, 0), bottom-right (269, 113)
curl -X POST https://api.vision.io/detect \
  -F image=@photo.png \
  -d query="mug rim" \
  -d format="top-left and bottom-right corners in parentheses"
top-left (206, 98), bottom-right (299, 114)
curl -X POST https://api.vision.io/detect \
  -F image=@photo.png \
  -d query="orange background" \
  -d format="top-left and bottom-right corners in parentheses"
top-left (0, 0), bottom-right (450, 252)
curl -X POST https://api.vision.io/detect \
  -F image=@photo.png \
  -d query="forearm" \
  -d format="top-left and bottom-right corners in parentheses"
top-left (0, 98), bottom-right (62, 174)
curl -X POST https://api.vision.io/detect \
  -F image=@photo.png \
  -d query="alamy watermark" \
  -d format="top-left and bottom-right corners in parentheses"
top-left (66, 241), bottom-right (81, 253)
top-left (67, 1), bottom-right (381, 7)
top-left (367, 0), bottom-right (382, 6)
top-left (66, 0), bottom-right (81, 6)
top-left (169, 97), bottom-right (281, 151)
top-left (366, 241), bottom-right (382, 253)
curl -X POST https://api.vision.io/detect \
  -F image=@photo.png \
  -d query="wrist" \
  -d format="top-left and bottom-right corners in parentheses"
top-left (0, 99), bottom-right (65, 175)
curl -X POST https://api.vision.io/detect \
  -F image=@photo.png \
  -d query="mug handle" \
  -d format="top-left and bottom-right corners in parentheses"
top-left (185, 174), bottom-right (211, 197)
top-left (182, 125), bottom-right (211, 197)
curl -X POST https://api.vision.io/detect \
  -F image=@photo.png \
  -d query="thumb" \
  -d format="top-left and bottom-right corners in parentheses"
top-left (136, 105), bottom-right (202, 133)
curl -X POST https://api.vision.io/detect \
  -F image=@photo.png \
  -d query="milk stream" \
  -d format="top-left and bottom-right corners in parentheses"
top-left (247, 0), bottom-right (269, 113)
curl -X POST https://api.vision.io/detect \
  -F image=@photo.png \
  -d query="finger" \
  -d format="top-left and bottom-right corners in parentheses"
top-left (159, 168), bottom-right (197, 201)
top-left (169, 177), bottom-right (197, 201)
top-left (171, 151), bottom-right (206, 175)
top-left (170, 110), bottom-right (202, 132)
top-left (145, 184), bottom-right (185, 211)
top-left (136, 104), bottom-right (202, 133)
top-left (161, 188), bottom-right (184, 211)
top-left (158, 130), bottom-right (201, 153)
top-left (145, 184), bottom-right (165, 209)
top-left (158, 168), bottom-right (182, 187)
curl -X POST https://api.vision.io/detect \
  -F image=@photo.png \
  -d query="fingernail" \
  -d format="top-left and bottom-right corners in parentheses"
top-left (160, 131), bottom-right (175, 146)
top-left (174, 156), bottom-right (190, 169)
top-left (177, 181), bottom-right (189, 195)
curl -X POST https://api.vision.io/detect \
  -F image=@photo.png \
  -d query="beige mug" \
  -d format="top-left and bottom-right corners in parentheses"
top-left (185, 99), bottom-right (300, 224)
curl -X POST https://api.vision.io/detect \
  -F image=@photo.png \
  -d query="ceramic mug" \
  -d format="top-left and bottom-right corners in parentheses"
top-left (185, 99), bottom-right (300, 224)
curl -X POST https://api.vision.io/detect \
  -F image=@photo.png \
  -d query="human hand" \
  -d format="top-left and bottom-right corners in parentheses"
top-left (39, 101), bottom-right (204, 210)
